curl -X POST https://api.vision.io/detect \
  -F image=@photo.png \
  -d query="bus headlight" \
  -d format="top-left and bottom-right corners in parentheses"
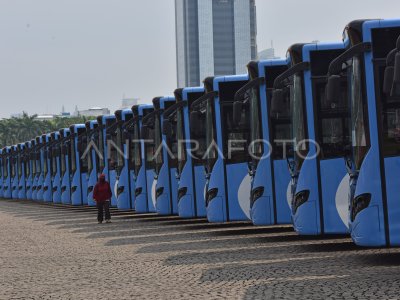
top-left (293, 190), bottom-right (310, 214)
top-left (250, 187), bottom-right (264, 208)
top-left (71, 186), bottom-right (77, 193)
top-left (351, 193), bottom-right (371, 222)
top-left (178, 187), bottom-right (187, 201)
top-left (156, 187), bottom-right (164, 199)
top-left (135, 187), bottom-right (142, 197)
top-left (206, 188), bottom-right (218, 207)
top-left (117, 186), bottom-right (125, 196)
top-left (87, 186), bottom-right (93, 193)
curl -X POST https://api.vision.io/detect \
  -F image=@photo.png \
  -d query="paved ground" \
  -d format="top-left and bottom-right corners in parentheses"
top-left (0, 200), bottom-right (400, 300)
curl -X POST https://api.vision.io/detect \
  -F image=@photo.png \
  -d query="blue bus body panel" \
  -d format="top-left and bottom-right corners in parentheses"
top-left (194, 165), bottom-right (207, 217)
top-left (207, 159), bottom-right (226, 222)
top-left (31, 174), bottom-right (38, 200)
top-left (384, 157), bottom-right (400, 245)
top-left (36, 173), bottom-right (44, 201)
top-left (226, 162), bottom-right (251, 221)
top-left (71, 170), bottom-right (82, 206)
top-left (134, 165), bottom-right (148, 213)
top-left (11, 174), bottom-right (18, 199)
top-left (87, 166), bottom-right (97, 206)
top-left (129, 170), bottom-right (135, 209)
top-left (26, 173), bottom-right (33, 199)
top-left (252, 159), bottom-right (292, 225)
top-left (109, 170), bottom-right (117, 207)
top-left (61, 169), bottom-right (71, 204)
top-left (320, 158), bottom-right (349, 233)
top-left (351, 150), bottom-right (385, 246)
top-left (81, 173), bottom-right (88, 205)
top-left (116, 162), bottom-right (131, 210)
top-left (170, 167), bottom-right (178, 214)
top-left (273, 160), bottom-right (292, 224)
top-left (43, 171), bottom-right (52, 202)
top-left (177, 159), bottom-right (194, 218)
top-left (146, 169), bottom-right (156, 213)
top-left (155, 161), bottom-right (171, 215)
top-left (52, 170), bottom-right (62, 204)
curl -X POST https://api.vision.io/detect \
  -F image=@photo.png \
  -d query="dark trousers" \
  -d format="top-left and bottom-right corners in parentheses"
top-left (97, 201), bottom-right (111, 222)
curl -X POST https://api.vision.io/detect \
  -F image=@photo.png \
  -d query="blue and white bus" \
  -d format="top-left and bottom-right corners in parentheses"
top-left (326, 19), bottom-right (400, 246)
top-left (11, 145), bottom-right (19, 199)
top-left (101, 115), bottom-right (118, 206)
top-left (17, 143), bottom-right (27, 199)
top-left (70, 125), bottom-right (88, 206)
top-left (170, 87), bottom-right (207, 218)
top-left (86, 120), bottom-right (99, 206)
top-left (50, 132), bottom-right (62, 204)
top-left (2, 147), bottom-right (11, 199)
top-left (35, 136), bottom-right (45, 201)
top-left (31, 138), bottom-right (40, 200)
top-left (24, 141), bottom-right (34, 200)
top-left (115, 109), bottom-right (134, 210)
top-left (193, 75), bottom-right (251, 222)
top-left (233, 59), bottom-right (292, 226)
top-left (272, 42), bottom-right (350, 235)
top-left (130, 104), bottom-right (155, 213)
top-left (43, 134), bottom-right (53, 203)
top-left (60, 128), bottom-right (72, 204)
top-left (151, 96), bottom-right (178, 215)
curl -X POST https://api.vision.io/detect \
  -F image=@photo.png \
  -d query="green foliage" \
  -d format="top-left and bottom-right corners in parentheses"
top-left (0, 112), bottom-right (96, 148)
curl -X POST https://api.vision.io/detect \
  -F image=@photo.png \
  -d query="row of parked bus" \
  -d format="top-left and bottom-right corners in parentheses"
top-left (1, 19), bottom-right (400, 247)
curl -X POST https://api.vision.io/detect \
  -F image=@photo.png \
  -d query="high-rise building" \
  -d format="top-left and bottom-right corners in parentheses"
top-left (175, 0), bottom-right (257, 87)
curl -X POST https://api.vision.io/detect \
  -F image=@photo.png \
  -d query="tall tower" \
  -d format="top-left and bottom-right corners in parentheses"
top-left (175, 0), bottom-right (257, 88)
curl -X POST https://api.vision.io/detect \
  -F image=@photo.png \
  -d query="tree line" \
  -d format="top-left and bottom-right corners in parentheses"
top-left (0, 113), bottom-right (95, 148)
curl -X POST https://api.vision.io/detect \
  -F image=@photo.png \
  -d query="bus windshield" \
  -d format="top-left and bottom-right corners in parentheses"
top-left (70, 136), bottom-right (76, 173)
top-left (205, 98), bottom-right (217, 172)
top-left (247, 85), bottom-right (263, 161)
top-left (87, 132), bottom-right (93, 174)
top-left (154, 113), bottom-right (163, 174)
top-left (78, 131), bottom-right (88, 174)
top-left (116, 125), bottom-right (124, 171)
top-left (97, 130), bottom-right (105, 171)
top-left (176, 108), bottom-right (186, 175)
top-left (4, 157), bottom-right (9, 178)
top-left (43, 148), bottom-right (49, 177)
top-left (35, 151), bottom-right (41, 175)
top-left (350, 56), bottom-right (370, 170)
top-left (18, 152), bottom-right (22, 179)
top-left (52, 145), bottom-right (59, 177)
top-left (291, 73), bottom-right (308, 171)
top-left (130, 121), bottom-right (141, 176)
top-left (10, 156), bottom-right (15, 178)
top-left (315, 77), bottom-right (350, 159)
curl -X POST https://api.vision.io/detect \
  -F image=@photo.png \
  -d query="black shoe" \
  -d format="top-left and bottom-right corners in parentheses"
top-left (98, 221), bottom-right (103, 224)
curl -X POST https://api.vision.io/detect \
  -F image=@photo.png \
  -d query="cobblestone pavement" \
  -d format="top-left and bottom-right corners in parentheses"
top-left (1, 200), bottom-right (400, 300)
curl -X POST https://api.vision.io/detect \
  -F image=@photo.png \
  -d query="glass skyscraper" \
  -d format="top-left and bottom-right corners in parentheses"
top-left (175, 0), bottom-right (257, 87)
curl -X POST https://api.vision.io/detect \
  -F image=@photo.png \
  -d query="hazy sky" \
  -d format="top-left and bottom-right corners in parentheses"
top-left (1, 0), bottom-right (400, 118)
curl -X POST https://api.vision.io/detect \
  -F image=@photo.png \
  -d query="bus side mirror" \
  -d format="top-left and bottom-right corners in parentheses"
top-left (270, 89), bottom-right (284, 115)
top-left (140, 125), bottom-right (149, 138)
top-left (162, 120), bottom-right (172, 137)
top-left (325, 75), bottom-right (341, 107)
top-left (233, 101), bottom-right (243, 125)
top-left (190, 111), bottom-right (201, 134)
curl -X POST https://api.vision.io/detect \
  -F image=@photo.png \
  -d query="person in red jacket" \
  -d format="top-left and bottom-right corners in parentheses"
top-left (93, 174), bottom-right (112, 224)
